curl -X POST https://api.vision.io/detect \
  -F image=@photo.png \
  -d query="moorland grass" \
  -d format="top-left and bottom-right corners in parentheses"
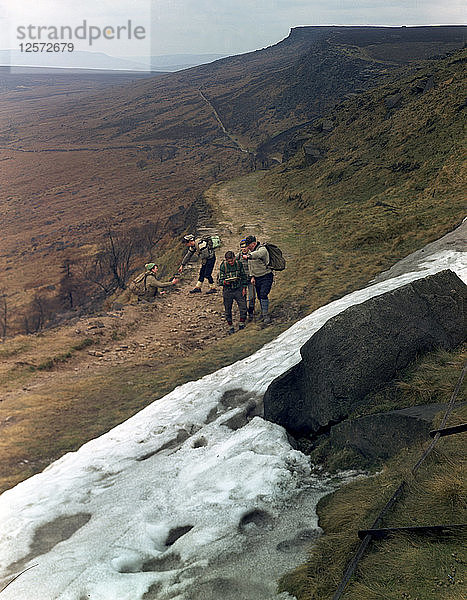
top-left (259, 51), bottom-right (466, 318)
top-left (0, 323), bottom-right (286, 492)
top-left (279, 360), bottom-right (466, 600)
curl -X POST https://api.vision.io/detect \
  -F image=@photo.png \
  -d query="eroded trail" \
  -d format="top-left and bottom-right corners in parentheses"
top-left (3, 172), bottom-right (284, 381)
top-left (0, 171), bottom-right (296, 488)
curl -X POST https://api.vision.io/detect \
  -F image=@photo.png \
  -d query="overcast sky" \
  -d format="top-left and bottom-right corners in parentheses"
top-left (1, 0), bottom-right (466, 57)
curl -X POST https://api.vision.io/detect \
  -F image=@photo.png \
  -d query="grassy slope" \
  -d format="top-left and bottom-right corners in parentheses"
top-left (259, 50), bottom-right (466, 316)
top-left (280, 348), bottom-right (466, 600)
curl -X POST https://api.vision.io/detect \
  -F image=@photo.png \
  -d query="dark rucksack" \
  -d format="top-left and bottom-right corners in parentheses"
top-left (264, 243), bottom-right (286, 271)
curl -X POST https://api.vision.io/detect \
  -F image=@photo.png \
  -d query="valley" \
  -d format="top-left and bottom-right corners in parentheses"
top-left (0, 25), bottom-right (466, 600)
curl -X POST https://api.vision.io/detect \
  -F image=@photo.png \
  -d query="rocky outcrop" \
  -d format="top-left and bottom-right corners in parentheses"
top-left (303, 145), bottom-right (324, 165)
top-left (328, 403), bottom-right (448, 463)
top-left (264, 270), bottom-right (466, 437)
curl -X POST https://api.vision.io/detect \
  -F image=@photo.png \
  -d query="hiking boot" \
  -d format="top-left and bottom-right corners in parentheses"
top-left (228, 326), bottom-right (235, 335)
top-left (205, 288), bottom-right (217, 294)
top-left (262, 314), bottom-right (271, 325)
top-left (247, 313), bottom-right (254, 322)
top-left (189, 287), bottom-right (202, 293)
top-left (239, 322), bottom-right (246, 330)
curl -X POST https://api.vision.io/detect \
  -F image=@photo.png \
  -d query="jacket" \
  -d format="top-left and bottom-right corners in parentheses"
top-left (181, 238), bottom-right (215, 266)
top-left (218, 259), bottom-right (248, 290)
top-left (140, 272), bottom-right (173, 300)
top-left (246, 243), bottom-right (272, 277)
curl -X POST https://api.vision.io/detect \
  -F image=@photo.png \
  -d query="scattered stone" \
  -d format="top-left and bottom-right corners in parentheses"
top-left (86, 321), bottom-right (105, 330)
top-left (303, 145), bottom-right (323, 165)
top-left (384, 92), bottom-right (402, 110)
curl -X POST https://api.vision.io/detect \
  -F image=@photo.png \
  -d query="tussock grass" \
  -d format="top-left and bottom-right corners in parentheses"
top-left (353, 346), bottom-right (467, 419)
top-left (279, 362), bottom-right (467, 600)
top-left (0, 340), bottom-right (32, 359)
top-left (34, 338), bottom-right (94, 371)
top-left (0, 323), bottom-right (285, 493)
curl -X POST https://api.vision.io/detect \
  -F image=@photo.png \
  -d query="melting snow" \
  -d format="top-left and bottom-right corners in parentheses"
top-left (0, 251), bottom-right (465, 600)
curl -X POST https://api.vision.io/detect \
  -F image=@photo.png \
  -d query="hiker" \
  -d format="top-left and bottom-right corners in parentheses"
top-left (218, 250), bottom-right (248, 334)
top-left (237, 238), bottom-right (256, 321)
top-left (178, 234), bottom-right (217, 294)
top-left (130, 263), bottom-right (178, 302)
top-left (242, 235), bottom-right (273, 324)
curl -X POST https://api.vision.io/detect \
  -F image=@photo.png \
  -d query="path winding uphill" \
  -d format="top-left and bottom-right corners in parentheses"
top-left (0, 172), bottom-right (291, 472)
top-left (198, 89), bottom-right (252, 155)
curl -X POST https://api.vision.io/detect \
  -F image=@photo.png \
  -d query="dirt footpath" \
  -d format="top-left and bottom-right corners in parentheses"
top-left (1, 172), bottom-right (280, 400)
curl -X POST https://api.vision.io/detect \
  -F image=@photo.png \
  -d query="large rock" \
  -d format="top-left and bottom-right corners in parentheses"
top-left (328, 403), bottom-right (447, 463)
top-left (264, 270), bottom-right (466, 436)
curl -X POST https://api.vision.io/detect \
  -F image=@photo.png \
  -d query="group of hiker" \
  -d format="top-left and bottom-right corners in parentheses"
top-left (130, 233), bottom-right (283, 333)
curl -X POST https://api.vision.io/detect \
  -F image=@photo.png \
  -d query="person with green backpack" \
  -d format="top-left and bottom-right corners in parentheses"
top-left (178, 234), bottom-right (220, 294)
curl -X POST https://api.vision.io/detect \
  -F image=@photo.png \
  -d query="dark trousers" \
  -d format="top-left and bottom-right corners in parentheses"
top-left (199, 255), bottom-right (216, 284)
top-left (254, 272), bottom-right (273, 299)
top-left (223, 287), bottom-right (247, 324)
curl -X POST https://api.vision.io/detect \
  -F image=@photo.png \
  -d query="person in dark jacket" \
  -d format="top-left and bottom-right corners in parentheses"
top-left (218, 250), bottom-right (248, 334)
top-left (178, 234), bottom-right (217, 294)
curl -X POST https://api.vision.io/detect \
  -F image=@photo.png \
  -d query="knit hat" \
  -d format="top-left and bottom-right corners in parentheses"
top-left (244, 235), bottom-right (256, 245)
top-left (145, 262), bottom-right (156, 270)
top-left (183, 234), bottom-right (195, 242)
top-left (239, 239), bottom-right (247, 248)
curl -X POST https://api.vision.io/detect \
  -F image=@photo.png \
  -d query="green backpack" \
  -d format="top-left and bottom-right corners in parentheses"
top-left (201, 234), bottom-right (222, 249)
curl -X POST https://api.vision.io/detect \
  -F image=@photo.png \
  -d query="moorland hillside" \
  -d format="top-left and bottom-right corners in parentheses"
top-left (0, 26), bottom-right (465, 332)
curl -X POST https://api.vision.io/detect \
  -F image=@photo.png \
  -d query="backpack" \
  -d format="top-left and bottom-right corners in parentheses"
top-left (201, 234), bottom-right (221, 249)
top-left (129, 271), bottom-right (149, 296)
top-left (264, 243), bottom-right (286, 271)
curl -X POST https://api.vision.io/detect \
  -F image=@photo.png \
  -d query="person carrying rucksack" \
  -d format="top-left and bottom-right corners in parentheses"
top-left (218, 250), bottom-right (248, 334)
top-left (129, 263), bottom-right (179, 302)
top-left (178, 234), bottom-right (217, 294)
top-left (242, 235), bottom-right (273, 324)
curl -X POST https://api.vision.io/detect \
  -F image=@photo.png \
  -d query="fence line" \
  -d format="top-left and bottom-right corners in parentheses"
top-left (332, 360), bottom-right (467, 600)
